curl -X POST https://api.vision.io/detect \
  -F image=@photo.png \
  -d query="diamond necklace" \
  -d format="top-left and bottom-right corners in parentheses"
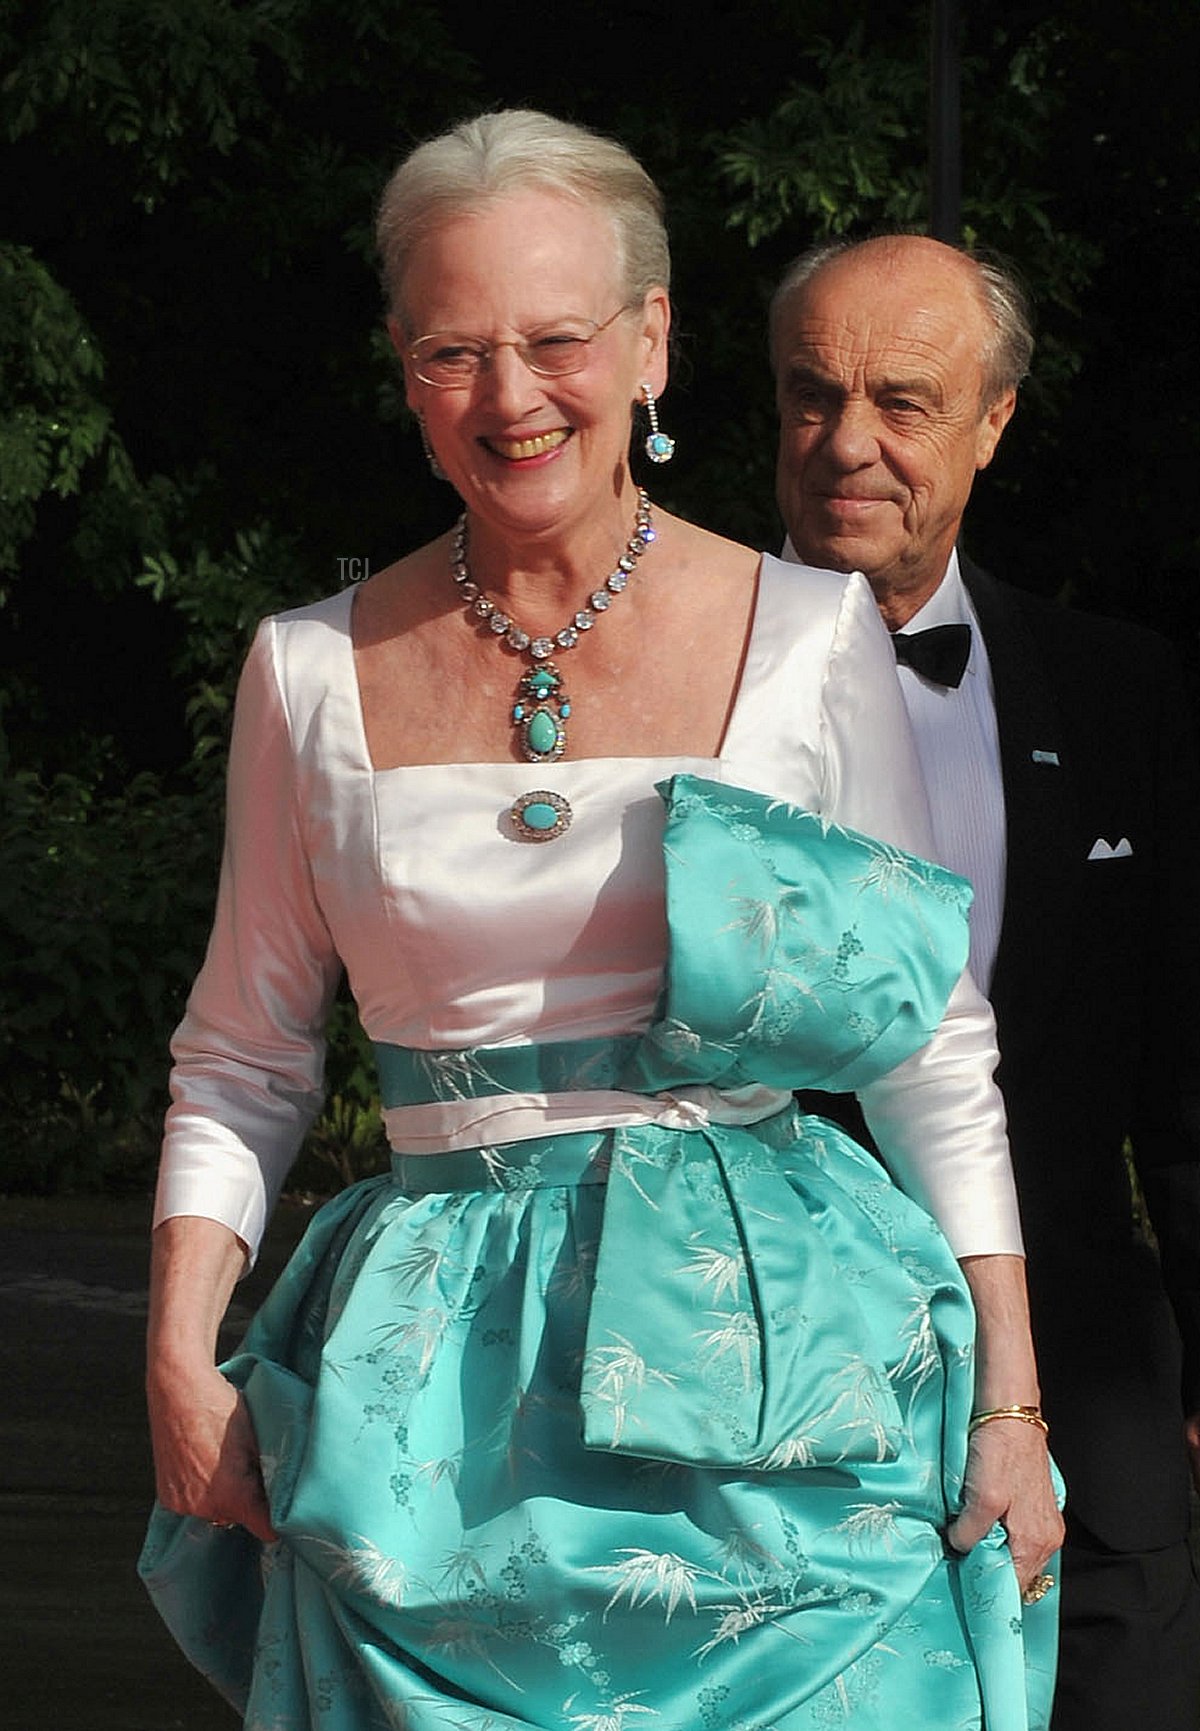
top-left (450, 489), bottom-right (655, 765)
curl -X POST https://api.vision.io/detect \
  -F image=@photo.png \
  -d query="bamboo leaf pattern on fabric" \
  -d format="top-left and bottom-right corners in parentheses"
top-left (140, 777), bottom-right (1058, 1730)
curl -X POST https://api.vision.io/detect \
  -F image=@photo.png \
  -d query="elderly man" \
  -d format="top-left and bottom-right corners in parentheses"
top-left (772, 233), bottom-right (1200, 1731)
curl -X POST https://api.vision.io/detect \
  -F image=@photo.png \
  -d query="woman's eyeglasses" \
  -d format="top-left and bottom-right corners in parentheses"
top-left (409, 304), bottom-right (634, 389)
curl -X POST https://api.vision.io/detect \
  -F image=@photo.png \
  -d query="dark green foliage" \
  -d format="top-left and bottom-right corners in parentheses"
top-left (1, 0), bottom-right (1196, 1191)
top-left (0, 758), bottom-right (220, 1190)
top-left (0, 245), bottom-right (133, 591)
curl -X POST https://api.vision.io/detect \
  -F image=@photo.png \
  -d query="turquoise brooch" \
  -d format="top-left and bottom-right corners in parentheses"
top-left (511, 789), bottom-right (573, 842)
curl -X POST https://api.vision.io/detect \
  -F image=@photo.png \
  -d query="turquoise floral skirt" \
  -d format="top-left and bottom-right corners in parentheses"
top-left (140, 1110), bottom-right (1058, 1730)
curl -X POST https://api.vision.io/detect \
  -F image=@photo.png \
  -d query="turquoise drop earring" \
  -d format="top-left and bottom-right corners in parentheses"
top-left (641, 383), bottom-right (675, 464)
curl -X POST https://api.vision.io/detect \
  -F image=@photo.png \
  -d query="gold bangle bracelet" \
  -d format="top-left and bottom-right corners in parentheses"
top-left (968, 1404), bottom-right (1049, 1437)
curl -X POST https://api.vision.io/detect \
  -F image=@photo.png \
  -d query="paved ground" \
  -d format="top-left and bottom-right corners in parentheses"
top-left (0, 1193), bottom-right (312, 1730)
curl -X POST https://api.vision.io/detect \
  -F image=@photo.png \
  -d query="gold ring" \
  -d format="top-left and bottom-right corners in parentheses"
top-left (1021, 1571), bottom-right (1055, 1605)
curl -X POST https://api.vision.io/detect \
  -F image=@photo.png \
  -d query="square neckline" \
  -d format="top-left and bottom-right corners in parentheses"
top-left (340, 552), bottom-right (772, 778)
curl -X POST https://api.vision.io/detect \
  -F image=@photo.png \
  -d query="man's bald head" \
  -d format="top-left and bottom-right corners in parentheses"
top-left (771, 235), bottom-right (1032, 410)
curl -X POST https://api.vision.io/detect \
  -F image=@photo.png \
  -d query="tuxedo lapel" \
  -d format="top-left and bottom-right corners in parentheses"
top-left (960, 559), bottom-right (1078, 1029)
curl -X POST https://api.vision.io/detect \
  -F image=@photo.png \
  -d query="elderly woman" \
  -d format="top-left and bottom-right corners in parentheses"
top-left (141, 111), bottom-right (1062, 1731)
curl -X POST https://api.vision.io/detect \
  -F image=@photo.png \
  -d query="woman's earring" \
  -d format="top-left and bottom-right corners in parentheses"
top-left (417, 414), bottom-right (448, 481)
top-left (641, 383), bottom-right (676, 464)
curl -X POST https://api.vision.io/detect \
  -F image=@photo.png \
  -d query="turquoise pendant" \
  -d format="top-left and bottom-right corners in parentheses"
top-left (513, 661), bottom-right (569, 763)
top-left (511, 789), bottom-right (572, 842)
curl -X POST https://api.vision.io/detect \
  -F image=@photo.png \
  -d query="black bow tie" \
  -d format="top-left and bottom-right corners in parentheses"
top-left (892, 622), bottom-right (971, 688)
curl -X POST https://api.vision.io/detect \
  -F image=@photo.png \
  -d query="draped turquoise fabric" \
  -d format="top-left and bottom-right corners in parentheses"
top-left (628, 775), bottom-right (974, 1096)
top-left (140, 777), bottom-right (1060, 1729)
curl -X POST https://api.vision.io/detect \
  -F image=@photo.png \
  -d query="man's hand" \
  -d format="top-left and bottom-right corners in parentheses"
top-left (1185, 1412), bottom-right (1200, 1498)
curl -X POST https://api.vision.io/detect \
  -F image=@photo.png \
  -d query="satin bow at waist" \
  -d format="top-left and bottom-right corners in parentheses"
top-left (375, 1037), bottom-right (905, 1472)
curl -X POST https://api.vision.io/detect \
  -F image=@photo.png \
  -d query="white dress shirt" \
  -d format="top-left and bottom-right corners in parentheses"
top-left (896, 555), bottom-right (1006, 990)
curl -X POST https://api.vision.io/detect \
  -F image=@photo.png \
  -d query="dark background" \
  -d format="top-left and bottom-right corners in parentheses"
top-left (2, 0), bottom-right (1197, 1192)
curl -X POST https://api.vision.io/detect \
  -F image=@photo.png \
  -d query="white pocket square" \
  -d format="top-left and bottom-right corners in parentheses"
top-left (1087, 837), bottom-right (1133, 860)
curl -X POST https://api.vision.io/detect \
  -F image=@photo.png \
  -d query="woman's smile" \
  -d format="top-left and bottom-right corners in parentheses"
top-left (482, 427), bottom-right (572, 463)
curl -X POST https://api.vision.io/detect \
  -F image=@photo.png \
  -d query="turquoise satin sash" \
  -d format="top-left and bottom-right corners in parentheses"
top-left (375, 1034), bottom-right (640, 1108)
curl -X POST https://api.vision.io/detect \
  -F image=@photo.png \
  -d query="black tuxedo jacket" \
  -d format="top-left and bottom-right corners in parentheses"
top-left (959, 559), bottom-right (1200, 1550)
top-left (810, 560), bottom-right (1200, 1550)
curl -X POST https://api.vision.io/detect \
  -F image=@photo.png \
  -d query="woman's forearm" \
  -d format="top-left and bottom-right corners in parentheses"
top-left (147, 1213), bottom-right (249, 1379)
top-left (959, 1252), bottom-right (1042, 1407)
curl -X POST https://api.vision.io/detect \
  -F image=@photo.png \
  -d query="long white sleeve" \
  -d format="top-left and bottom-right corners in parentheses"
top-left (153, 619), bottom-right (342, 1254)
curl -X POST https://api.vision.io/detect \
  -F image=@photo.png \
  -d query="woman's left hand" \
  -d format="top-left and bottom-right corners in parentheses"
top-left (946, 1418), bottom-right (1064, 1592)
top-left (951, 1253), bottom-right (1065, 1595)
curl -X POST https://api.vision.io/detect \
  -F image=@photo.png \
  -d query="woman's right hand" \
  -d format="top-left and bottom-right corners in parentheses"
top-left (148, 1359), bottom-right (277, 1542)
top-left (146, 1214), bottom-right (277, 1543)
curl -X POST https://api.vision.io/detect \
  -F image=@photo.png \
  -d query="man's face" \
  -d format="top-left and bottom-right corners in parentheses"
top-left (774, 238), bottom-right (1015, 624)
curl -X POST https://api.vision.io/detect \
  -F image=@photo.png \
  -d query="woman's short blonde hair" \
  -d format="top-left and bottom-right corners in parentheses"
top-left (377, 109), bottom-right (670, 327)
